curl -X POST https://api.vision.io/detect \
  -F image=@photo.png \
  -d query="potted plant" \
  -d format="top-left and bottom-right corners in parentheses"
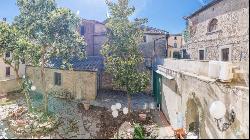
top-left (82, 100), bottom-right (90, 110)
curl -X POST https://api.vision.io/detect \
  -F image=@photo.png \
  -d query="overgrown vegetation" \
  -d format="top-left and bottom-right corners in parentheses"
top-left (133, 123), bottom-right (145, 139)
top-left (14, 0), bottom-right (86, 114)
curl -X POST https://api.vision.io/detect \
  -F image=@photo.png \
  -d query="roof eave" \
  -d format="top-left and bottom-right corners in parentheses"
top-left (186, 0), bottom-right (223, 19)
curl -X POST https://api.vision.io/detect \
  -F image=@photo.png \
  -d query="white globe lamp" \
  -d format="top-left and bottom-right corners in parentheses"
top-left (209, 100), bottom-right (236, 132)
top-left (111, 105), bottom-right (117, 111)
top-left (115, 103), bottom-right (122, 110)
top-left (209, 100), bottom-right (226, 119)
top-left (123, 107), bottom-right (128, 115)
top-left (31, 85), bottom-right (36, 91)
top-left (112, 110), bottom-right (119, 118)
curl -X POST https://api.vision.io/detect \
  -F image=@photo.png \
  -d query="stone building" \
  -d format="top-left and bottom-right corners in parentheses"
top-left (183, 0), bottom-right (249, 62)
top-left (167, 34), bottom-right (184, 59)
top-left (79, 19), bottom-right (107, 57)
top-left (153, 0), bottom-right (249, 139)
top-left (0, 52), bottom-right (25, 94)
top-left (139, 25), bottom-right (168, 68)
top-left (0, 18), bottom-right (25, 94)
top-left (26, 57), bottom-right (104, 100)
top-left (79, 20), bottom-right (168, 63)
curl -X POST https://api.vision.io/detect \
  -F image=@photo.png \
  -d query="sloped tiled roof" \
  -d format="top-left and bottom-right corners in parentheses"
top-left (46, 56), bottom-right (104, 72)
top-left (141, 25), bottom-right (167, 35)
top-left (186, 0), bottom-right (223, 19)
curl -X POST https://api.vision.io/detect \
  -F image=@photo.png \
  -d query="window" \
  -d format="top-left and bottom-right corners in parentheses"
top-left (54, 72), bottom-right (62, 86)
top-left (174, 37), bottom-right (177, 40)
top-left (221, 48), bottom-right (229, 61)
top-left (208, 18), bottom-right (218, 32)
top-left (5, 52), bottom-right (10, 58)
top-left (199, 50), bottom-right (205, 60)
top-left (174, 43), bottom-right (177, 48)
top-left (143, 36), bottom-right (147, 42)
top-left (80, 26), bottom-right (85, 36)
top-left (6, 67), bottom-right (10, 77)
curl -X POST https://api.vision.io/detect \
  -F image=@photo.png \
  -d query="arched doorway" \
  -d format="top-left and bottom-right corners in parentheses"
top-left (185, 99), bottom-right (200, 137)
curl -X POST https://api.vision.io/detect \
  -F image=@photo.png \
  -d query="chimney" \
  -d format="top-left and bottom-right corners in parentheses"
top-left (3, 17), bottom-right (6, 21)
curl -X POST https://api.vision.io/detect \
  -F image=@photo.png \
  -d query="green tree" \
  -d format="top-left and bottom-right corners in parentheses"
top-left (0, 21), bottom-right (33, 111)
top-left (14, 0), bottom-right (86, 114)
top-left (102, 0), bottom-right (149, 114)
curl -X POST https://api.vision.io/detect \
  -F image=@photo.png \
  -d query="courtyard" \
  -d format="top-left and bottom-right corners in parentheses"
top-left (0, 91), bottom-right (175, 139)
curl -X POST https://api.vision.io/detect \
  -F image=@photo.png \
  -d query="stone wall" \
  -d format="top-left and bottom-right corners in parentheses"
top-left (26, 66), bottom-right (97, 100)
top-left (100, 72), bottom-right (113, 90)
top-left (0, 79), bottom-right (20, 94)
top-left (79, 20), bottom-right (107, 57)
top-left (80, 20), bottom-right (95, 56)
top-left (184, 0), bottom-right (249, 62)
top-left (161, 74), bottom-right (249, 139)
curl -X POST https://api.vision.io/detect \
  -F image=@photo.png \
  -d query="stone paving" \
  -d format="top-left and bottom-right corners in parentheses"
top-left (0, 93), bottom-right (101, 139)
top-left (0, 91), bottom-right (163, 139)
top-left (92, 90), bottom-right (156, 111)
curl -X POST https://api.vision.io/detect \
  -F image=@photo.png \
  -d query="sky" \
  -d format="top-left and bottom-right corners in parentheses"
top-left (0, 0), bottom-right (211, 34)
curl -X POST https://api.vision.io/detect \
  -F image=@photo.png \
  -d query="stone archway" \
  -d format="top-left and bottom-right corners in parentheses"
top-left (185, 98), bottom-right (200, 136)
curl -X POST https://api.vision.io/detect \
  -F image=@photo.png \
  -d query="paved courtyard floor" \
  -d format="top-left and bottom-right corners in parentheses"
top-left (92, 89), bottom-right (156, 111)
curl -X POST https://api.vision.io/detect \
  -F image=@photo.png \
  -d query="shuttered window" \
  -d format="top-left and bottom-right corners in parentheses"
top-left (54, 72), bottom-right (62, 86)
top-left (222, 48), bottom-right (229, 61)
top-left (6, 67), bottom-right (10, 77)
top-left (80, 26), bottom-right (85, 36)
top-left (199, 50), bottom-right (205, 60)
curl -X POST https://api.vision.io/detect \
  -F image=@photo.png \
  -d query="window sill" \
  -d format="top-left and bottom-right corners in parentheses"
top-left (206, 30), bottom-right (222, 35)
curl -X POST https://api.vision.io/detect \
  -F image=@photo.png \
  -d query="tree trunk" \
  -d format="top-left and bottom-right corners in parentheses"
top-left (15, 69), bottom-right (32, 112)
top-left (127, 93), bottom-right (131, 116)
top-left (41, 48), bottom-right (48, 114)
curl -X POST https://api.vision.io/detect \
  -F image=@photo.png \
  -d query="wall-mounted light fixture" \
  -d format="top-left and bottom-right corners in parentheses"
top-left (209, 101), bottom-right (236, 132)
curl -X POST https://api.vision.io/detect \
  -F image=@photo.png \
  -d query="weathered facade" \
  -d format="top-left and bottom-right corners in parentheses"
top-left (26, 67), bottom-right (97, 100)
top-left (155, 0), bottom-right (249, 139)
top-left (167, 34), bottom-right (184, 58)
top-left (79, 19), bottom-right (107, 57)
top-left (26, 57), bottom-right (103, 100)
top-left (0, 53), bottom-right (25, 94)
top-left (183, 0), bottom-right (249, 62)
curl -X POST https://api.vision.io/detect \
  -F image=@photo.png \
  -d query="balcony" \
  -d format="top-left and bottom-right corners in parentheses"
top-left (156, 58), bottom-right (249, 87)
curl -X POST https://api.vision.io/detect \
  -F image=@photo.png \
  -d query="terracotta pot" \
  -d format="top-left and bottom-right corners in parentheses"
top-left (83, 102), bottom-right (90, 110)
top-left (139, 113), bottom-right (147, 121)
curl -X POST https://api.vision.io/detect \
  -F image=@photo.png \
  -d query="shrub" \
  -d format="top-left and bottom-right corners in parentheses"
top-left (133, 123), bottom-right (145, 139)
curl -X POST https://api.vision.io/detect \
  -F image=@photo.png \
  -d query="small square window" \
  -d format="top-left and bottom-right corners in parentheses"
top-left (174, 37), bottom-right (177, 40)
top-left (54, 72), bottom-right (62, 86)
top-left (5, 52), bottom-right (10, 58)
top-left (199, 50), bottom-right (205, 60)
top-left (80, 26), bottom-right (85, 36)
top-left (6, 67), bottom-right (10, 77)
top-left (221, 48), bottom-right (229, 61)
top-left (143, 36), bottom-right (147, 42)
